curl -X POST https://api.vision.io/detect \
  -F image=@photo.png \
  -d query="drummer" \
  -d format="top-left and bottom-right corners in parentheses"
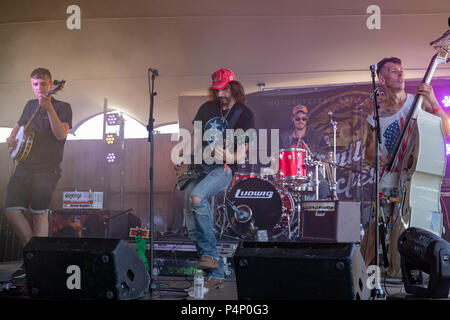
top-left (279, 104), bottom-right (331, 199)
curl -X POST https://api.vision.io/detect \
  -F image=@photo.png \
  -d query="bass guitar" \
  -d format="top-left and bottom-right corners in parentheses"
top-left (9, 80), bottom-right (66, 163)
top-left (383, 30), bottom-right (450, 277)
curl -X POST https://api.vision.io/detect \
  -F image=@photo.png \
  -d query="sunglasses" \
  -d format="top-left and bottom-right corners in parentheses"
top-left (294, 117), bottom-right (308, 121)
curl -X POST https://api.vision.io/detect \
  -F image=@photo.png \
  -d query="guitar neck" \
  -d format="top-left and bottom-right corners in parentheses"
top-left (385, 51), bottom-right (446, 173)
top-left (24, 104), bottom-right (44, 131)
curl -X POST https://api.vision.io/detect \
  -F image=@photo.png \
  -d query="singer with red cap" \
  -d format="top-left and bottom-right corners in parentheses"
top-left (174, 68), bottom-right (254, 292)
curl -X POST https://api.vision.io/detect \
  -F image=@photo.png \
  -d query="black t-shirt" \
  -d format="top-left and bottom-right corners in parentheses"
top-left (192, 100), bottom-right (255, 172)
top-left (280, 128), bottom-right (329, 157)
top-left (17, 98), bottom-right (73, 172)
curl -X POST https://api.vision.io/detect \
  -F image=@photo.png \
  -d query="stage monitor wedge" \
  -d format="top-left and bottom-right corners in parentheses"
top-left (234, 241), bottom-right (370, 300)
top-left (23, 237), bottom-right (150, 300)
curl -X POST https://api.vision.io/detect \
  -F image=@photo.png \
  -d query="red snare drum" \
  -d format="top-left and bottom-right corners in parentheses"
top-left (276, 148), bottom-right (309, 185)
top-left (231, 172), bottom-right (258, 187)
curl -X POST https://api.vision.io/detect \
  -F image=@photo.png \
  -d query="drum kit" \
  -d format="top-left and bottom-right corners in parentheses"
top-left (213, 112), bottom-right (343, 241)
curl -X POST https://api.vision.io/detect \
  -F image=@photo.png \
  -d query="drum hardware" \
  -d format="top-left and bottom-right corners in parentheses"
top-left (216, 203), bottom-right (230, 237)
top-left (212, 190), bottom-right (244, 241)
top-left (327, 110), bottom-right (339, 200)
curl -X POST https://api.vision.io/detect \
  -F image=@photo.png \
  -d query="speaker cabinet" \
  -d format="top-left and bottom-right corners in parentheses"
top-left (301, 200), bottom-right (360, 243)
top-left (234, 241), bottom-right (369, 300)
top-left (23, 237), bottom-right (150, 300)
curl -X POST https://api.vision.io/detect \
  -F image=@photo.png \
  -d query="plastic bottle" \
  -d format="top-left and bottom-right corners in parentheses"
top-left (193, 269), bottom-right (204, 299)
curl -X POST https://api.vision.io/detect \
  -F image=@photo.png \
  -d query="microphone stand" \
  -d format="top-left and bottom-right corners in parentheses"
top-left (146, 69), bottom-right (188, 297)
top-left (147, 69), bottom-right (157, 294)
top-left (369, 65), bottom-right (385, 299)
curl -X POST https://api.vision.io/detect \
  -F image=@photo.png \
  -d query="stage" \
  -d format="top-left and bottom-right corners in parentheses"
top-left (0, 232), bottom-right (427, 301)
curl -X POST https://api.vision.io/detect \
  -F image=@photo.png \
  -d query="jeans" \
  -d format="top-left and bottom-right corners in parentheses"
top-left (184, 165), bottom-right (233, 279)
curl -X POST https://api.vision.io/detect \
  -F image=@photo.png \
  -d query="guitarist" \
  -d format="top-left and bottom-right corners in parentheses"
top-left (174, 68), bottom-right (254, 292)
top-left (361, 57), bottom-right (450, 275)
top-left (4, 68), bottom-right (72, 279)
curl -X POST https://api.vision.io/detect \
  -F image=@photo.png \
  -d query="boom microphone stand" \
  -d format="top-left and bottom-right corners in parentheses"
top-left (369, 64), bottom-right (384, 299)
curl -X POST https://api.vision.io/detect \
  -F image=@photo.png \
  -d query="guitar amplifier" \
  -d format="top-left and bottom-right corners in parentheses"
top-left (62, 191), bottom-right (103, 209)
top-left (301, 200), bottom-right (360, 243)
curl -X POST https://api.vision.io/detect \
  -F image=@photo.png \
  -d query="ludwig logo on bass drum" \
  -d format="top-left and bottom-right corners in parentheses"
top-left (235, 189), bottom-right (274, 199)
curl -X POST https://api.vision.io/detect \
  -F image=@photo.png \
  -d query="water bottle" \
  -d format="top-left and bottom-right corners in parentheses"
top-left (193, 269), bottom-right (204, 299)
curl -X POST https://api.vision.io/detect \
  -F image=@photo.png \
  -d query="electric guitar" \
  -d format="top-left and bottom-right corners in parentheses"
top-left (9, 80), bottom-right (66, 163)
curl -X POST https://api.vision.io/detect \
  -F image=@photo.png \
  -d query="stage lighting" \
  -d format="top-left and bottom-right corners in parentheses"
top-left (442, 96), bottom-right (450, 108)
top-left (398, 227), bottom-right (450, 298)
top-left (106, 113), bottom-right (122, 126)
top-left (105, 133), bottom-right (118, 145)
top-left (106, 152), bottom-right (117, 164)
top-left (446, 143), bottom-right (450, 156)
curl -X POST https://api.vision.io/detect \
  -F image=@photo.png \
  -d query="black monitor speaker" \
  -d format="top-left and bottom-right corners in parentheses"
top-left (233, 241), bottom-right (370, 300)
top-left (23, 237), bottom-right (150, 300)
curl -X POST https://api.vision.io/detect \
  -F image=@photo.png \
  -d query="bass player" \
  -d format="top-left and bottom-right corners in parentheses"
top-left (361, 57), bottom-right (450, 277)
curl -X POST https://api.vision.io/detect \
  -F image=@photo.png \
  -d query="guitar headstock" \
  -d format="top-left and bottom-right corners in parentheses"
top-left (430, 29), bottom-right (450, 54)
top-left (48, 80), bottom-right (66, 95)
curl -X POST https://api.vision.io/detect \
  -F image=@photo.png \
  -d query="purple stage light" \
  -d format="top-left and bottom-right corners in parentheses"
top-left (442, 96), bottom-right (450, 108)
top-left (106, 113), bottom-right (121, 126)
top-left (106, 152), bottom-right (116, 163)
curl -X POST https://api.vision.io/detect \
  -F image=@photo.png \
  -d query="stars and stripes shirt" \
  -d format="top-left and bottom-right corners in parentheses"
top-left (367, 93), bottom-right (414, 187)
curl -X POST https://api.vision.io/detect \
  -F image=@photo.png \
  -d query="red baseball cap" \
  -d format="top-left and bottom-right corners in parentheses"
top-left (210, 68), bottom-right (235, 90)
top-left (292, 105), bottom-right (308, 115)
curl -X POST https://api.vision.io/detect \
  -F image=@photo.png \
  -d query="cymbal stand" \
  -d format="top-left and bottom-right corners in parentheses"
top-left (213, 189), bottom-right (232, 238)
top-left (287, 191), bottom-right (303, 241)
top-left (314, 161), bottom-right (320, 200)
top-left (327, 111), bottom-right (339, 200)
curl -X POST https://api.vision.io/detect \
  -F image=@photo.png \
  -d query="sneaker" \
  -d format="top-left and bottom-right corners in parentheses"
top-left (11, 264), bottom-right (26, 279)
top-left (196, 256), bottom-right (218, 270)
top-left (204, 277), bottom-right (224, 290)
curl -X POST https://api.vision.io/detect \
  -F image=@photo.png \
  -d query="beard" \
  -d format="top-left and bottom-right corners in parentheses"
top-left (218, 96), bottom-right (231, 107)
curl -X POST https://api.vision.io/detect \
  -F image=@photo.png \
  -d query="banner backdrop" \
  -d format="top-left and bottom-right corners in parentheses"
top-left (246, 78), bottom-right (450, 234)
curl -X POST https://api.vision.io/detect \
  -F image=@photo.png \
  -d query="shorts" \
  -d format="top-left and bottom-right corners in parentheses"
top-left (5, 167), bottom-right (61, 214)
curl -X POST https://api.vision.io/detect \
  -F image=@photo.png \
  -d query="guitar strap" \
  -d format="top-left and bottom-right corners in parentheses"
top-left (225, 104), bottom-right (244, 131)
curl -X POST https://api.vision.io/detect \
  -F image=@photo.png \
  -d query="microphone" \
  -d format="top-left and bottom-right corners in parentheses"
top-left (370, 64), bottom-right (377, 73)
top-left (148, 68), bottom-right (160, 76)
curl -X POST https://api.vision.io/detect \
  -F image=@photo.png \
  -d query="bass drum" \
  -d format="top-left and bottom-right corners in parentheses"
top-left (226, 178), bottom-right (294, 239)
